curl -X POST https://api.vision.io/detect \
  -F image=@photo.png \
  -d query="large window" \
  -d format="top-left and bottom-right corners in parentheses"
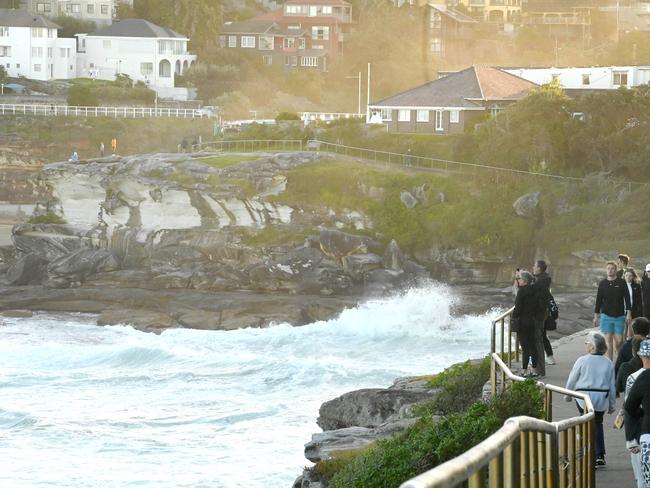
top-left (0, 27), bottom-right (8, 37)
top-left (32, 47), bottom-right (43, 57)
top-left (87, 4), bottom-right (95, 13)
top-left (65, 3), bottom-right (80, 13)
top-left (31, 28), bottom-right (44, 38)
top-left (262, 55), bottom-right (272, 65)
top-left (417, 110), bottom-right (430, 122)
top-left (435, 110), bottom-right (443, 131)
top-left (311, 26), bottom-right (330, 40)
top-left (259, 35), bottom-right (273, 50)
top-left (398, 109), bottom-right (411, 122)
top-left (228, 36), bottom-right (237, 48)
top-left (613, 71), bottom-right (628, 86)
top-left (101, 4), bottom-right (109, 14)
top-left (241, 36), bottom-right (256, 48)
top-left (286, 5), bottom-right (305, 14)
top-left (283, 37), bottom-right (295, 49)
top-left (0, 46), bottom-right (10, 57)
top-left (159, 59), bottom-right (171, 77)
top-left (140, 62), bottom-right (153, 75)
top-left (36, 3), bottom-right (51, 13)
top-left (450, 110), bottom-right (460, 124)
top-left (380, 108), bottom-right (392, 121)
top-left (301, 56), bottom-right (319, 67)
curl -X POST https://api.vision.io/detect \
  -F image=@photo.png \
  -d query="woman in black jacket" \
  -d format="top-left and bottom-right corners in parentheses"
top-left (513, 271), bottom-right (540, 377)
top-left (625, 269), bottom-right (644, 323)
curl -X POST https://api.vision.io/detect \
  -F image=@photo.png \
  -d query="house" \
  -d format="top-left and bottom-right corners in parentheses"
top-left (367, 66), bottom-right (538, 134)
top-left (427, 4), bottom-right (480, 59)
top-left (20, 0), bottom-right (116, 26)
top-left (0, 8), bottom-right (76, 80)
top-left (502, 66), bottom-right (650, 94)
top-left (76, 19), bottom-right (196, 100)
top-left (220, 0), bottom-right (353, 71)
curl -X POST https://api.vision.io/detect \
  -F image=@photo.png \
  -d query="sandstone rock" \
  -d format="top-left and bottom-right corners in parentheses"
top-left (383, 239), bottom-right (403, 272)
top-left (4, 253), bottom-right (48, 285)
top-left (513, 191), bottom-right (541, 219)
top-left (97, 308), bottom-right (178, 333)
top-left (363, 268), bottom-right (406, 294)
top-left (47, 248), bottom-right (120, 282)
top-left (400, 190), bottom-right (418, 209)
top-left (319, 229), bottom-right (376, 262)
top-left (341, 253), bottom-right (383, 281)
top-left (1, 309), bottom-right (34, 318)
top-left (12, 223), bottom-right (93, 262)
top-left (317, 386), bottom-right (437, 431)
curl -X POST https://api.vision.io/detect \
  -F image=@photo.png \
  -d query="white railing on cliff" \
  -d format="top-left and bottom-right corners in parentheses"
top-left (0, 104), bottom-right (211, 119)
top-left (399, 308), bottom-right (596, 488)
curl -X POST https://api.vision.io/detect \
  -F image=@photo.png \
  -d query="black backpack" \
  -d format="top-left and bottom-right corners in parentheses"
top-left (548, 295), bottom-right (559, 320)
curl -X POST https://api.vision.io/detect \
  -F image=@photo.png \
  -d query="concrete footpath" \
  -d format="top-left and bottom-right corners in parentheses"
top-left (543, 329), bottom-right (637, 487)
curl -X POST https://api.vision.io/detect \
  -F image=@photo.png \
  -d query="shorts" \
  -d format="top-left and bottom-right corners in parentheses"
top-left (600, 313), bottom-right (625, 335)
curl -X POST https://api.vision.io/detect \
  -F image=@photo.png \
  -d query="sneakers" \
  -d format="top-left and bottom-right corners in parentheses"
top-left (595, 457), bottom-right (606, 468)
top-left (545, 355), bottom-right (556, 365)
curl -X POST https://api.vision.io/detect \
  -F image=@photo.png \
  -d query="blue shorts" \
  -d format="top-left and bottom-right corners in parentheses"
top-left (600, 313), bottom-right (625, 335)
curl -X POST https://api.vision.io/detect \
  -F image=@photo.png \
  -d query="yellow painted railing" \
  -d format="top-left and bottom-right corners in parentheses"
top-left (399, 308), bottom-right (596, 488)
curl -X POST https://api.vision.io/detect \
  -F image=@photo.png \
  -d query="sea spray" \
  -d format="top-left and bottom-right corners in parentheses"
top-left (0, 283), bottom-right (497, 487)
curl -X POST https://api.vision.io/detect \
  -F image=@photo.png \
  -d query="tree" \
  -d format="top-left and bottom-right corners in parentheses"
top-left (0, 65), bottom-right (7, 87)
top-left (53, 15), bottom-right (97, 38)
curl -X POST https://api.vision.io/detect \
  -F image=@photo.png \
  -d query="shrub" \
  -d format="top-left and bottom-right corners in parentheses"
top-left (28, 211), bottom-right (66, 224)
top-left (275, 111), bottom-right (301, 121)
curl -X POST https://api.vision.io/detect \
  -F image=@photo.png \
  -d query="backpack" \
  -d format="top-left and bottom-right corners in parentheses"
top-left (548, 295), bottom-right (559, 320)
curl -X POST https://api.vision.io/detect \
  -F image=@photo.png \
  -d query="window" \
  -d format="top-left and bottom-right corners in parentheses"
top-left (430, 38), bottom-right (442, 53)
top-left (380, 108), bottom-right (392, 121)
top-left (140, 62), bottom-right (153, 75)
top-left (450, 110), bottom-right (460, 124)
top-left (311, 26), bottom-right (330, 40)
top-left (87, 4), bottom-right (95, 13)
top-left (60, 48), bottom-right (68, 57)
top-left (301, 56), bottom-right (319, 67)
top-left (32, 28), bottom-right (44, 38)
top-left (262, 55), bottom-right (272, 65)
top-left (283, 37), bottom-right (295, 49)
top-left (285, 55), bottom-right (291, 66)
top-left (398, 109), bottom-right (411, 122)
top-left (66, 3), bottom-right (80, 13)
top-left (32, 47), bottom-right (43, 57)
top-left (228, 36), bottom-right (237, 48)
top-left (435, 110), bottom-right (443, 131)
top-left (47, 47), bottom-right (52, 58)
top-left (0, 27), bottom-right (8, 37)
top-left (298, 38), bottom-right (306, 49)
top-left (34, 64), bottom-right (41, 72)
top-left (582, 74), bottom-right (590, 85)
top-left (286, 5), bottom-right (305, 14)
top-left (291, 55), bottom-right (297, 66)
top-left (0, 46), bottom-right (10, 57)
top-left (430, 11), bottom-right (442, 29)
top-left (613, 71), bottom-right (628, 86)
top-left (103, 40), bottom-right (111, 49)
top-left (48, 28), bottom-right (54, 38)
top-left (241, 36), bottom-right (256, 48)
top-left (159, 59), bottom-right (171, 77)
top-left (36, 2), bottom-right (51, 13)
top-left (259, 35), bottom-right (273, 50)
top-left (417, 110), bottom-right (430, 122)
top-left (322, 6), bottom-right (333, 14)
top-left (101, 4), bottom-right (109, 14)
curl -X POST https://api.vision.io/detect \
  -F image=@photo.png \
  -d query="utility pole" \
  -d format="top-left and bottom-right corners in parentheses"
top-left (366, 62), bottom-right (371, 120)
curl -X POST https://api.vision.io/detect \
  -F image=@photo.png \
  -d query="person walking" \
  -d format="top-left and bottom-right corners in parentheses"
top-left (111, 137), bottom-right (117, 154)
top-left (513, 271), bottom-right (540, 377)
top-left (99, 141), bottom-right (105, 157)
top-left (565, 331), bottom-right (616, 468)
top-left (618, 254), bottom-right (631, 279)
top-left (624, 339), bottom-right (650, 486)
top-left (617, 336), bottom-right (644, 396)
top-left (642, 264), bottom-right (650, 320)
top-left (594, 261), bottom-right (632, 360)
top-left (533, 259), bottom-right (554, 369)
top-left (616, 317), bottom-right (650, 379)
top-left (623, 339), bottom-right (648, 488)
top-left (626, 268), bottom-right (645, 322)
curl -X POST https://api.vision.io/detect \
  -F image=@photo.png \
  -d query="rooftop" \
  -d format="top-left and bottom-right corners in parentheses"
top-left (87, 19), bottom-right (187, 39)
top-left (0, 8), bottom-right (60, 29)
top-left (284, 0), bottom-right (351, 5)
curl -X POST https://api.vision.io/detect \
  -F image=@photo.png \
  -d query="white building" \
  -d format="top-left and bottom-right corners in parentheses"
top-left (76, 19), bottom-right (196, 100)
top-left (21, 0), bottom-right (116, 27)
top-left (503, 66), bottom-right (650, 91)
top-left (0, 8), bottom-right (76, 81)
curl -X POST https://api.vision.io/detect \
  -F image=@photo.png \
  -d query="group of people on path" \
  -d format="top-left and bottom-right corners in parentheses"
top-left (515, 254), bottom-right (650, 485)
top-left (69, 137), bottom-right (118, 162)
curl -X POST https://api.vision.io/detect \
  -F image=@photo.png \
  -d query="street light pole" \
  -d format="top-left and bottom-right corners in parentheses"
top-left (367, 62), bottom-right (371, 120)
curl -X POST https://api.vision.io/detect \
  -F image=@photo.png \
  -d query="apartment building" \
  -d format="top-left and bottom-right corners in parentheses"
top-left (0, 8), bottom-right (76, 81)
top-left (21, 0), bottom-right (115, 26)
top-left (220, 0), bottom-right (353, 71)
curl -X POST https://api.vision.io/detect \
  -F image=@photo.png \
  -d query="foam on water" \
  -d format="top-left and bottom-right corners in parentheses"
top-left (0, 283), bottom-right (497, 487)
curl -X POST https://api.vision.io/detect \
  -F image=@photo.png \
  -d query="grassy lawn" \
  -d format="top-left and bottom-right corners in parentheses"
top-left (195, 154), bottom-right (259, 169)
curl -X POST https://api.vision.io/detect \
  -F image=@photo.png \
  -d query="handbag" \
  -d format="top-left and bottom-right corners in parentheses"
top-left (544, 317), bottom-right (557, 331)
top-left (613, 409), bottom-right (625, 429)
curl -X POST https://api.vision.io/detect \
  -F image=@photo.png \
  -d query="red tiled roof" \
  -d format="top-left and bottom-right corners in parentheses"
top-left (474, 66), bottom-right (538, 100)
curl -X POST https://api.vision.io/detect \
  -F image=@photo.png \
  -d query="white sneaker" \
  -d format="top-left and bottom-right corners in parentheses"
top-left (545, 356), bottom-right (556, 365)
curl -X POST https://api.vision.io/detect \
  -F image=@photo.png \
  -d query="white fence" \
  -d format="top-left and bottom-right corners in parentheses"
top-left (0, 104), bottom-right (211, 119)
top-left (298, 112), bottom-right (363, 123)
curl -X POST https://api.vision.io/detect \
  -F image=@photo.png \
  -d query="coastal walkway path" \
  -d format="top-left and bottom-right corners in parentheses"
top-left (544, 330), bottom-right (635, 487)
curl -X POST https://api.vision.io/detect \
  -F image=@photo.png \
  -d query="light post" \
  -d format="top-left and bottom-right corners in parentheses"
top-left (345, 72), bottom-right (362, 116)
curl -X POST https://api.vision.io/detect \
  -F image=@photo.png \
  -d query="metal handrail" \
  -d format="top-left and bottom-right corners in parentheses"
top-left (308, 139), bottom-right (647, 188)
top-left (0, 103), bottom-right (209, 119)
top-left (400, 304), bottom-right (596, 488)
top-left (193, 139), bottom-right (303, 152)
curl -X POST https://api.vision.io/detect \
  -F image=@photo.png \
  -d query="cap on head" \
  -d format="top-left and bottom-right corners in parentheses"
top-left (638, 340), bottom-right (650, 357)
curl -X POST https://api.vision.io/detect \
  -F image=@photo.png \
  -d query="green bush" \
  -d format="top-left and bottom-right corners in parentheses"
top-left (275, 111), bottom-right (301, 121)
top-left (327, 380), bottom-right (544, 488)
top-left (28, 211), bottom-right (66, 224)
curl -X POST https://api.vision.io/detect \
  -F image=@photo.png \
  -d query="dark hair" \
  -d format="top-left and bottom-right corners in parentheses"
top-left (632, 317), bottom-right (650, 336)
top-left (536, 260), bottom-right (547, 272)
top-left (625, 268), bottom-right (640, 283)
top-left (632, 335), bottom-right (645, 356)
top-left (619, 254), bottom-right (630, 266)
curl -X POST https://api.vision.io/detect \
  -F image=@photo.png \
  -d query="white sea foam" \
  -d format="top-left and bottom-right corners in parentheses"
top-left (0, 284), bottom-right (496, 487)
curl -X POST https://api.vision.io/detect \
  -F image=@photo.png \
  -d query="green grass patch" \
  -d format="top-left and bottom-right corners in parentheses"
top-left (28, 211), bottom-right (66, 224)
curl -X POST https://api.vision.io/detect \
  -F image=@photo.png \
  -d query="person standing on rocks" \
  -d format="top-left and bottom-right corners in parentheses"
top-left (594, 262), bottom-right (632, 361)
top-left (532, 260), bottom-right (554, 369)
top-left (642, 264), bottom-right (650, 320)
